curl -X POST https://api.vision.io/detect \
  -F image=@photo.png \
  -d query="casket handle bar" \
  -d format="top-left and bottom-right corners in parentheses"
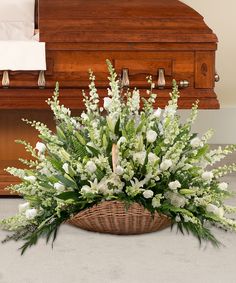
top-left (38, 71), bottom-right (46, 88)
top-left (215, 71), bottom-right (220, 82)
top-left (121, 68), bottom-right (130, 88)
top-left (157, 68), bottom-right (166, 89)
top-left (2, 70), bottom-right (10, 88)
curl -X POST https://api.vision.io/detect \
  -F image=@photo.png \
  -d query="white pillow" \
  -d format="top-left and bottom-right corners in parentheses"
top-left (0, 0), bottom-right (35, 40)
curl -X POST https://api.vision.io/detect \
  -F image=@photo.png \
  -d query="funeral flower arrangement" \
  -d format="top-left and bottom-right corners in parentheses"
top-left (1, 60), bottom-right (236, 254)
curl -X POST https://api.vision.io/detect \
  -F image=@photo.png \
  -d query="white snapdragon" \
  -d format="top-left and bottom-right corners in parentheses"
top-left (218, 182), bottom-right (228, 191)
top-left (143, 190), bottom-right (154, 199)
top-left (103, 97), bottom-right (112, 110)
top-left (115, 166), bottom-right (124, 176)
top-left (18, 202), bottom-right (30, 213)
top-left (153, 108), bottom-right (162, 118)
top-left (168, 180), bottom-right (181, 190)
top-left (54, 182), bottom-right (65, 193)
top-left (133, 151), bottom-right (147, 165)
top-left (206, 204), bottom-right (224, 218)
top-left (117, 136), bottom-right (127, 147)
top-left (85, 161), bottom-right (97, 174)
top-left (146, 130), bottom-right (157, 143)
top-left (25, 208), bottom-right (37, 220)
top-left (190, 137), bottom-right (203, 148)
top-left (62, 163), bottom-right (70, 174)
top-left (160, 159), bottom-right (172, 171)
top-left (24, 176), bottom-right (36, 183)
top-left (35, 142), bottom-right (46, 154)
top-left (81, 112), bottom-right (89, 121)
top-left (202, 171), bottom-right (214, 181)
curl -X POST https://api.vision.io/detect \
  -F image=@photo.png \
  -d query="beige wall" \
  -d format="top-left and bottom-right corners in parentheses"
top-left (183, 0), bottom-right (236, 108)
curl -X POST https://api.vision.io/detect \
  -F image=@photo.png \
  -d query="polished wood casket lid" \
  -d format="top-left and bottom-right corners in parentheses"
top-left (39, 0), bottom-right (217, 43)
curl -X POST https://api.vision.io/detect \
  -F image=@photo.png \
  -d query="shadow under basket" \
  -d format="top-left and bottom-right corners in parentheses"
top-left (68, 201), bottom-right (172, 235)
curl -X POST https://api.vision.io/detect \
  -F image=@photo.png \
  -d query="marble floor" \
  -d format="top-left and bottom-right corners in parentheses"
top-left (0, 149), bottom-right (235, 283)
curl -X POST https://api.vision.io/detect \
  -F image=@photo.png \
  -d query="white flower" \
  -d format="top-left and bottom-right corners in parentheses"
top-left (117, 136), bottom-right (127, 147)
top-left (115, 166), bottom-right (124, 176)
top-left (206, 204), bottom-right (224, 218)
top-left (19, 202), bottom-right (30, 213)
top-left (103, 97), bottom-right (112, 110)
top-left (81, 112), bottom-right (89, 121)
top-left (168, 180), bottom-right (181, 190)
top-left (202, 171), bottom-right (214, 181)
top-left (190, 137), bottom-right (203, 148)
top-left (153, 108), bottom-right (162, 118)
top-left (143, 190), bottom-right (154, 199)
top-left (175, 215), bottom-right (181, 222)
top-left (152, 195), bottom-right (162, 208)
top-left (24, 176), bottom-right (36, 183)
top-left (25, 208), bottom-right (37, 220)
top-left (35, 142), bottom-right (46, 154)
top-left (81, 185), bottom-right (92, 194)
top-left (146, 130), bottom-right (157, 143)
top-left (133, 151), bottom-right (147, 165)
top-left (54, 182), bottom-right (65, 193)
top-left (148, 152), bottom-right (159, 163)
top-left (218, 182), bottom-right (228, 191)
top-left (165, 191), bottom-right (186, 208)
top-left (85, 161), bottom-right (97, 174)
top-left (160, 159), bottom-right (172, 171)
top-left (62, 163), bottom-right (70, 174)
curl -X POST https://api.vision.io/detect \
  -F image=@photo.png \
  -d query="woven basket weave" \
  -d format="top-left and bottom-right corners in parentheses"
top-left (68, 201), bottom-right (171, 235)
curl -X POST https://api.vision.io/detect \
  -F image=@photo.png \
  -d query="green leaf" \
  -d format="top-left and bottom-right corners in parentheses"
top-left (86, 145), bottom-right (100, 157)
top-left (75, 132), bottom-right (86, 145)
top-left (114, 117), bottom-right (120, 136)
top-left (56, 126), bottom-right (66, 141)
top-left (56, 191), bottom-right (79, 201)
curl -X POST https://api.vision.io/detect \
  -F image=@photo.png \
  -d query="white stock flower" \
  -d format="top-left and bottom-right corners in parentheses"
top-left (202, 171), bottom-right (214, 181)
top-left (206, 204), bottom-right (224, 218)
top-left (85, 161), bottom-right (97, 174)
top-left (35, 142), bottom-right (46, 154)
top-left (133, 151), bottom-right (147, 165)
top-left (81, 112), bottom-right (89, 121)
top-left (54, 182), bottom-right (65, 193)
top-left (168, 180), bottom-right (181, 190)
top-left (160, 159), bottom-right (172, 171)
top-left (143, 190), bottom-right (154, 199)
top-left (218, 182), bottom-right (228, 191)
top-left (24, 176), bottom-right (36, 183)
top-left (103, 97), bottom-right (112, 110)
top-left (153, 108), bottom-right (162, 118)
top-left (152, 194), bottom-right (162, 208)
top-left (62, 163), bottom-right (70, 174)
top-left (25, 208), bottom-right (37, 220)
top-left (146, 130), bottom-right (157, 143)
top-left (190, 137), bottom-right (203, 148)
top-left (115, 166), bottom-right (124, 176)
top-left (19, 202), bottom-right (30, 213)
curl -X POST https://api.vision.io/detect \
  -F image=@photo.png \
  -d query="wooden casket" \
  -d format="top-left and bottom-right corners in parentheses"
top-left (0, 0), bottom-right (220, 195)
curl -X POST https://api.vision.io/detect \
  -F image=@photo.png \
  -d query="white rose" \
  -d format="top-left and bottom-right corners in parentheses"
top-left (153, 108), bottom-right (162, 118)
top-left (168, 180), bottom-right (181, 190)
top-left (148, 152), bottom-right (159, 163)
top-left (85, 161), bottom-right (97, 174)
top-left (54, 182), bottom-right (65, 193)
top-left (190, 137), bottom-right (203, 148)
top-left (24, 176), bottom-right (36, 183)
top-left (160, 159), bottom-right (172, 171)
top-left (146, 130), bottom-right (158, 143)
top-left (133, 151), bottom-right (147, 165)
top-left (117, 136), bottom-right (127, 147)
top-left (35, 142), bottom-right (46, 154)
top-left (19, 202), bottom-right (30, 213)
top-left (202, 171), bottom-right (214, 181)
top-left (115, 166), bottom-right (124, 176)
top-left (218, 182), bottom-right (228, 191)
top-left (103, 97), bottom-right (112, 110)
top-left (143, 190), bottom-right (154, 199)
top-left (81, 185), bottom-right (92, 194)
top-left (25, 208), bottom-right (37, 220)
top-left (62, 163), bottom-right (70, 174)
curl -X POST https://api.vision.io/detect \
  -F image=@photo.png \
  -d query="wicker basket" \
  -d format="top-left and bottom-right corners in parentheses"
top-left (68, 201), bottom-right (171, 235)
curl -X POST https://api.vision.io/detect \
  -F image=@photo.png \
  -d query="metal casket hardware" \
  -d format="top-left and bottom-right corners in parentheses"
top-left (121, 68), bottom-right (130, 88)
top-left (179, 80), bottom-right (190, 88)
top-left (2, 70), bottom-right (10, 88)
top-left (38, 70), bottom-right (46, 89)
top-left (157, 68), bottom-right (166, 89)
